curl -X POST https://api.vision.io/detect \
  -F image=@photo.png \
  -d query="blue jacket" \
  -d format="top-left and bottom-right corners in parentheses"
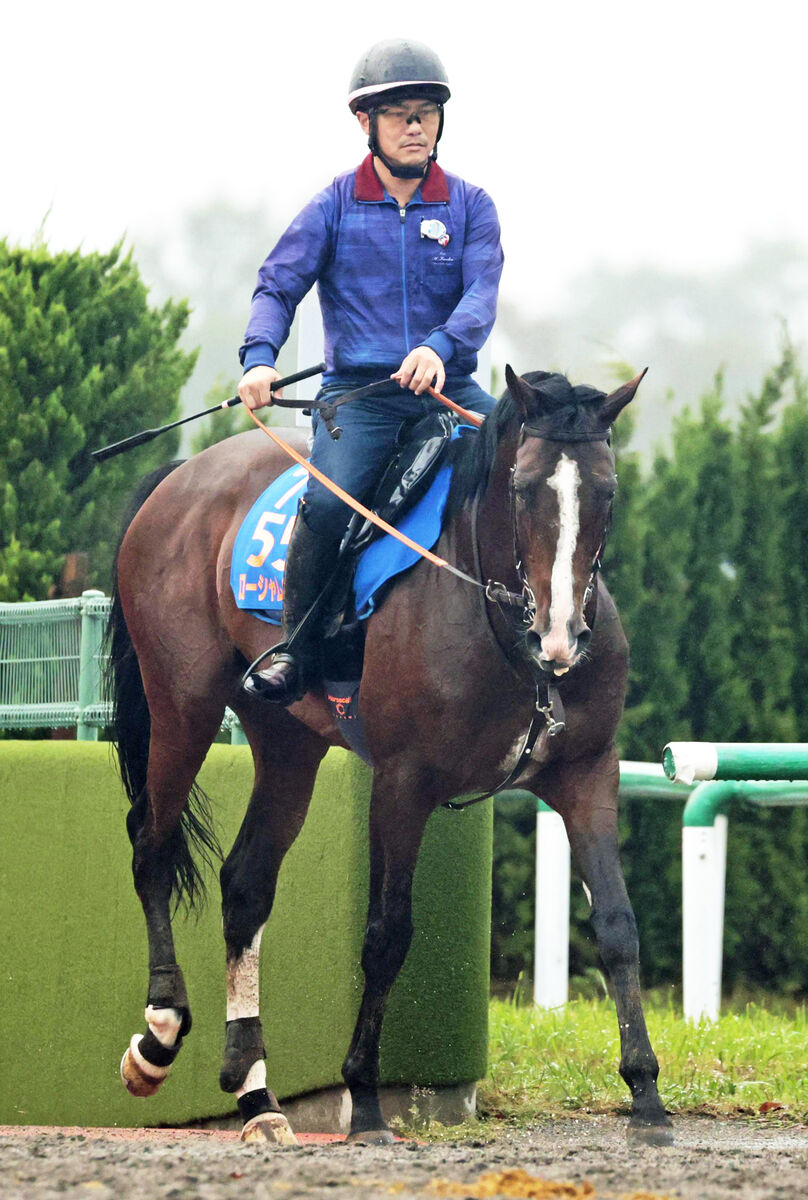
top-left (240, 156), bottom-right (503, 384)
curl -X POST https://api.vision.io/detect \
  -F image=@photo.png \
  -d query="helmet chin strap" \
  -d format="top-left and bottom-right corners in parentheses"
top-left (367, 107), bottom-right (444, 181)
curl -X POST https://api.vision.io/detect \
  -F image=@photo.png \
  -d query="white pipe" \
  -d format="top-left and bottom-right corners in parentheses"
top-left (682, 815), bottom-right (727, 1022)
top-left (534, 806), bottom-right (570, 1008)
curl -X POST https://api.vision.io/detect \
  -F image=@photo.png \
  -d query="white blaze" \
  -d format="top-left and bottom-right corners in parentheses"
top-left (543, 454), bottom-right (581, 660)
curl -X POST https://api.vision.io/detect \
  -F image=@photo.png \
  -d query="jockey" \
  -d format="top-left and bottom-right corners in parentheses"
top-left (239, 38), bottom-right (504, 704)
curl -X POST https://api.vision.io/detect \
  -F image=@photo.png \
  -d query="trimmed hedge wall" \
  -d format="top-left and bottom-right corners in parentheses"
top-left (0, 742), bottom-right (491, 1126)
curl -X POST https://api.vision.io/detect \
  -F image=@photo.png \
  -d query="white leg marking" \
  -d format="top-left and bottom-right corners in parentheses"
top-left (237, 1059), bottom-right (268, 1099)
top-left (543, 454), bottom-right (581, 662)
top-left (227, 924), bottom-right (265, 1021)
top-left (145, 1005), bottom-right (182, 1047)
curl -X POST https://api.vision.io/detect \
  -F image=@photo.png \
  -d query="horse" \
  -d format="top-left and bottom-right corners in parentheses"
top-left (107, 364), bottom-right (672, 1147)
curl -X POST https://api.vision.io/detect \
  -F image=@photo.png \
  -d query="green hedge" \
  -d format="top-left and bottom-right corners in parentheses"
top-left (0, 742), bottom-right (491, 1126)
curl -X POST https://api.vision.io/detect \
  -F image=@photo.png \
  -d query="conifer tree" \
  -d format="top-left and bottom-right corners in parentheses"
top-left (731, 351), bottom-right (797, 740)
top-left (777, 352), bottom-right (808, 732)
top-left (673, 385), bottom-right (744, 739)
top-left (0, 240), bottom-right (195, 600)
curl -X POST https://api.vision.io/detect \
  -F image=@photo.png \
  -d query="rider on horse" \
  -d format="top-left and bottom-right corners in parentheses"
top-left (238, 39), bottom-right (504, 704)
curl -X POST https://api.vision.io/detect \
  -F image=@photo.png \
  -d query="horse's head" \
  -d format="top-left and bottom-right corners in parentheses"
top-left (504, 365), bottom-right (645, 677)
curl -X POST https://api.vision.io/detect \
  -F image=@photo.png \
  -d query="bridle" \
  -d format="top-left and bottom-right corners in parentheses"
top-left (444, 421), bottom-right (615, 810)
top-left (499, 420), bottom-right (615, 631)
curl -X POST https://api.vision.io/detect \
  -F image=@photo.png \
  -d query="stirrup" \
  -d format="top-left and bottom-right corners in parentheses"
top-left (243, 651), bottom-right (305, 706)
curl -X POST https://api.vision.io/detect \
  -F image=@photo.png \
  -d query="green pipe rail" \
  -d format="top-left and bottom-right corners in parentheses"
top-left (664, 740), bottom-right (808, 784)
top-left (0, 591), bottom-right (246, 742)
top-left (533, 761), bottom-right (808, 1019)
top-left (662, 743), bottom-right (808, 1022)
top-left (682, 779), bottom-right (808, 825)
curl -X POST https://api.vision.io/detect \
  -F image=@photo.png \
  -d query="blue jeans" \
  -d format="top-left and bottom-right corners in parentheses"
top-left (303, 375), bottom-right (496, 539)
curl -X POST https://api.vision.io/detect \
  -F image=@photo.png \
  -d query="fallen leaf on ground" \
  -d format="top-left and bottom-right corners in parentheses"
top-left (426, 1170), bottom-right (595, 1198)
top-left (424, 1174), bottom-right (677, 1200)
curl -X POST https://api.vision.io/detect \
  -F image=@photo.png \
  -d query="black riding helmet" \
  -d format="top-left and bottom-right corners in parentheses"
top-left (348, 39), bottom-right (451, 180)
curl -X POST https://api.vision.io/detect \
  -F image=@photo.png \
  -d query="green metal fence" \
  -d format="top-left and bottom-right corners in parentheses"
top-left (0, 591), bottom-right (245, 743)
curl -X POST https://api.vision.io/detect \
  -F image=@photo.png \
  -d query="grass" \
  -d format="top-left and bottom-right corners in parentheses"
top-left (394, 992), bottom-right (808, 1140)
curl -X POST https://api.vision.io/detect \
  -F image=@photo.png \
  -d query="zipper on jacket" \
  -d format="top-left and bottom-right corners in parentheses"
top-left (399, 207), bottom-right (411, 354)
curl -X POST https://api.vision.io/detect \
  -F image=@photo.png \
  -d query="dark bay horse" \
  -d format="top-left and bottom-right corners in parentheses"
top-left (109, 366), bottom-right (672, 1146)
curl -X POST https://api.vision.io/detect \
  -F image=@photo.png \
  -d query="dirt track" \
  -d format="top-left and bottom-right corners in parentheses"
top-left (1, 1117), bottom-right (806, 1199)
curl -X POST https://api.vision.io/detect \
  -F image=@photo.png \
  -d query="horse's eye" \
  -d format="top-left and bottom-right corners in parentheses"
top-left (593, 479), bottom-right (617, 502)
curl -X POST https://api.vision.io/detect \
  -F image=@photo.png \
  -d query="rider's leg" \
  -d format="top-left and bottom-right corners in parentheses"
top-left (243, 505), bottom-right (340, 704)
top-left (245, 396), bottom-right (405, 704)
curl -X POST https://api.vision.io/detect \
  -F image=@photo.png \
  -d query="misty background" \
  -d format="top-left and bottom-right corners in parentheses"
top-left (4, 1), bottom-right (807, 453)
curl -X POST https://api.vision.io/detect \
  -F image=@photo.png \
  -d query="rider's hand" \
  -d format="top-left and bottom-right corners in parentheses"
top-left (391, 347), bottom-right (445, 396)
top-left (238, 365), bottom-right (284, 410)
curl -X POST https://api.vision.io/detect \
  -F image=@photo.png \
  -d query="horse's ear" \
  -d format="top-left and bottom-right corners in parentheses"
top-left (505, 364), bottom-right (544, 420)
top-left (601, 368), bottom-right (647, 424)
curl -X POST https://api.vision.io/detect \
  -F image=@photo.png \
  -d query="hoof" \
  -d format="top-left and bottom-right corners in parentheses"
top-left (120, 1037), bottom-right (170, 1098)
top-left (627, 1117), bottom-right (675, 1147)
top-left (240, 1113), bottom-right (298, 1146)
top-left (347, 1128), bottom-right (396, 1146)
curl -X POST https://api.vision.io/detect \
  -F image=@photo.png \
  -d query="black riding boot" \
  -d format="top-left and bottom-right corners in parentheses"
top-left (243, 513), bottom-right (341, 705)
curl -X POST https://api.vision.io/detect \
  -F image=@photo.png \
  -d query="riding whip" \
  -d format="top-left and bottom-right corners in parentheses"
top-left (91, 362), bottom-right (326, 462)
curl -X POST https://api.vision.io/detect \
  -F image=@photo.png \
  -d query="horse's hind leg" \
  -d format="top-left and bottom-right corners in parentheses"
top-left (540, 749), bottom-right (673, 1145)
top-left (219, 706), bottom-right (328, 1145)
top-left (121, 707), bottom-right (222, 1098)
top-left (341, 769), bottom-right (433, 1143)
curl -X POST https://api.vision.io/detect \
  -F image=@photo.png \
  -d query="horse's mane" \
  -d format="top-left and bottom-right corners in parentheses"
top-left (445, 371), bottom-right (608, 518)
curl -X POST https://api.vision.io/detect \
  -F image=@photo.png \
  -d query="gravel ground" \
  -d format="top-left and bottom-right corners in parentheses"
top-left (1, 1117), bottom-right (806, 1200)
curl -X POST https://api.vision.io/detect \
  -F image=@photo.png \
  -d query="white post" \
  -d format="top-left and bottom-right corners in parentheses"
top-left (682, 815), bottom-right (728, 1022)
top-left (295, 289), bottom-right (324, 425)
top-left (534, 802), bottom-right (570, 1008)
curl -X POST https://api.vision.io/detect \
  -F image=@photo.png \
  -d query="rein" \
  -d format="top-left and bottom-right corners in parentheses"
top-left (271, 380), bottom-right (484, 439)
top-left (240, 387), bottom-right (524, 606)
top-left (242, 385), bottom-right (613, 797)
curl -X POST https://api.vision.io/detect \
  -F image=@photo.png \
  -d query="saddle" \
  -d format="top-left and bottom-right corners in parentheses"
top-left (322, 407), bottom-right (457, 635)
top-left (319, 408), bottom-right (458, 760)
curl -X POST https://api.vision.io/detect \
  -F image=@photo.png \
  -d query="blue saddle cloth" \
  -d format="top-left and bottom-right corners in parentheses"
top-left (231, 464), bottom-right (309, 623)
top-left (230, 428), bottom-right (471, 624)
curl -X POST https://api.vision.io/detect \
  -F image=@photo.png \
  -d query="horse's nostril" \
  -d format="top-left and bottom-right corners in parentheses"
top-left (576, 627), bottom-right (592, 650)
top-left (524, 629), bottom-right (542, 656)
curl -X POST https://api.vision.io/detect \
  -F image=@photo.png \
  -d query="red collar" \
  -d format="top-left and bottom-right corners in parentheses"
top-left (354, 154), bottom-right (449, 203)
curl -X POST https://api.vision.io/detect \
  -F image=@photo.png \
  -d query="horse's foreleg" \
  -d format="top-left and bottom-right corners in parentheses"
top-left (341, 777), bottom-right (432, 1143)
top-left (121, 819), bottom-right (188, 1096)
top-left (220, 710), bottom-right (326, 1145)
top-left (542, 750), bottom-right (673, 1145)
top-left (121, 717), bottom-right (221, 1098)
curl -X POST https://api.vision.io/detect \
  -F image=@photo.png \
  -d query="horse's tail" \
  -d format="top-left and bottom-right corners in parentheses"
top-left (106, 460), bottom-right (221, 913)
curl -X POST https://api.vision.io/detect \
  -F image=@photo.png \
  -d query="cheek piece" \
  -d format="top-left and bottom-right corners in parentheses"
top-left (367, 105), bottom-right (445, 180)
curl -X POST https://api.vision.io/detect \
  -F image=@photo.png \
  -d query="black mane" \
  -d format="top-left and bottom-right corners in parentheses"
top-left (445, 371), bottom-right (609, 518)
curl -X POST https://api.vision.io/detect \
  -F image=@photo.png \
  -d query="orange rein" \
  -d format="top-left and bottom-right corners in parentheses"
top-left (240, 384), bottom-right (483, 567)
top-left (426, 386), bottom-right (484, 427)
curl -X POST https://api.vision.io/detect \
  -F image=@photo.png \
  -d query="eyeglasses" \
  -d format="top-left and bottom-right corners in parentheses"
top-left (376, 103), bottom-right (441, 126)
